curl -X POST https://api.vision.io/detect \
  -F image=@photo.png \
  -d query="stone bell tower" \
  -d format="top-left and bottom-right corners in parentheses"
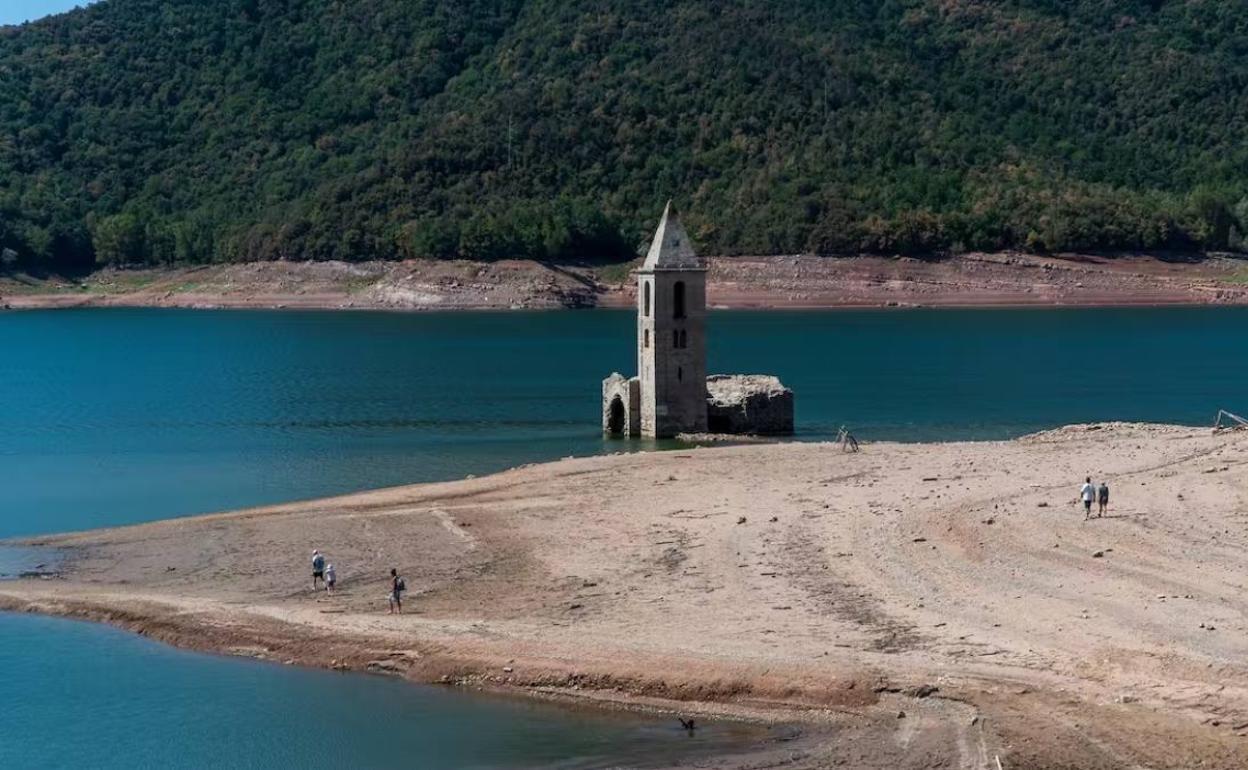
top-left (637, 202), bottom-right (707, 438)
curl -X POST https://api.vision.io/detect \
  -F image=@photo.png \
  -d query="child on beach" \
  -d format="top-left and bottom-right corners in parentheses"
top-left (324, 563), bottom-right (336, 594)
top-left (388, 568), bottom-right (405, 614)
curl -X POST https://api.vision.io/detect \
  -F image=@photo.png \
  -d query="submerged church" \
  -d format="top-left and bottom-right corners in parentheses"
top-left (602, 203), bottom-right (794, 439)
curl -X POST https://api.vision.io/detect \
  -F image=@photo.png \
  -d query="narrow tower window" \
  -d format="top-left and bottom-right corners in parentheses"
top-left (673, 281), bottom-right (686, 319)
top-left (643, 282), bottom-right (651, 317)
top-left (679, 330), bottom-right (687, 348)
top-left (644, 329), bottom-right (650, 348)
top-left (678, 366), bottom-right (683, 382)
top-left (672, 329), bottom-right (679, 348)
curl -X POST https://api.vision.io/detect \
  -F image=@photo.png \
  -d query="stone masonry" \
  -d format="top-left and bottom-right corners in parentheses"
top-left (602, 202), bottom-right (794, 438)
top-left (601, 372), bottom-right (640, 437)
top-left (636, 202), bottom-right (708, 438)
top-left (706, 375), bottom-right (794, 435)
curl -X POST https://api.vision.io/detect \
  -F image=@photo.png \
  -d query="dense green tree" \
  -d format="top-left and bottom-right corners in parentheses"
top-left (0, 0), bottom-right (1246, 270)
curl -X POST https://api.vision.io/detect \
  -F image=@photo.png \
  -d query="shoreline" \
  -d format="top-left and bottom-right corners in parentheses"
top-left (6, 423), bottom-right (1248, 767)
top-left (0, 608), bottom-right (807, 770)
top-left (0, 580), bottom-right (849, 770)
top-left (9, 297), bottom-right (1248, 315)
top-left (5, 252), bottom-right (1248, 313)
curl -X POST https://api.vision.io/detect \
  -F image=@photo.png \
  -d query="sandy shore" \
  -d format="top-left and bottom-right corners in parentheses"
top-left (4, 252), bottom-right (1248, 312)
top-left (5, 423), bottom-right (1248, 768)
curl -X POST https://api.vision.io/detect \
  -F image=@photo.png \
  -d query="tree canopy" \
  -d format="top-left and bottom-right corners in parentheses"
top-left (1, 0), bottom-right (1247, 270)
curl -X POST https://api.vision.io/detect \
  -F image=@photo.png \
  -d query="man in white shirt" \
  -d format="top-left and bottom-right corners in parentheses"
top-left (1080, 477), bottom-right (1096, 521)
top-left (311, 550), bottom-right (325, 590)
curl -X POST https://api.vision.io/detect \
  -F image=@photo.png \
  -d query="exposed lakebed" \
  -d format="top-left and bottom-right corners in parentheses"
top-left (4, 305), bottom-right (1248, 767)
top-left (0, 612), bottom-right (760, 770)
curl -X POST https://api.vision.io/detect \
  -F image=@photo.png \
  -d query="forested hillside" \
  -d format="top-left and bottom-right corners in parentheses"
top-left (1, 0), bottom-right (1247, 270)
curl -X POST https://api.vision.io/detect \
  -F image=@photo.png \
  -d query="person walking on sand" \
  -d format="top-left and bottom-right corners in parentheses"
top-left (1080, 477), bottom-right (1096, 521)
top-left (311, 549), bottom-right (326, 590)
top-left (1098, 481), bottom-right (1109, 518)
top-left (388, 568), bottom-right (405, 614)
top-left (324, 563), bottom-right (337, 595)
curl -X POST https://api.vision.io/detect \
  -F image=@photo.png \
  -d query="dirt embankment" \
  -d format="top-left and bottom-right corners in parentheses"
top-left (0, 260), bottom-right (605, 311)
top-left (697, 252), bottom-right (1248, 309)
top-left (4, 252), bottom-right (1248, 312)
top-left (6, 423), bottom-right (1248, 768)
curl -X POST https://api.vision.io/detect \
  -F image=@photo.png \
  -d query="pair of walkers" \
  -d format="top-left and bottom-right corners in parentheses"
top-left (1079, 477), bottom-right (1110, 520)
top-left (311, 550), bottom-right (337, 593)
top-left (310, 551), bottom-right (406, 613)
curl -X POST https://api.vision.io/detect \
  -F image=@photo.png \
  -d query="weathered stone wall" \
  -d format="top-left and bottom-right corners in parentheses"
top-left (639, 269), bottom-right (708, 438)
top-left (705, 374), bottom-right (794, 435)
top-left (602, 373), bottom-right (640, 436)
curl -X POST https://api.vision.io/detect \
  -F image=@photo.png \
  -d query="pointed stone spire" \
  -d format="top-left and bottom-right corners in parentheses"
top-left (641, 201), bottom-right (701, 271)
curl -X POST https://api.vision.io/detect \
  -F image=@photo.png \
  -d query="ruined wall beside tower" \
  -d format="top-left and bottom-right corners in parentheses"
top-left (604, 201), bottom-right (791, 439)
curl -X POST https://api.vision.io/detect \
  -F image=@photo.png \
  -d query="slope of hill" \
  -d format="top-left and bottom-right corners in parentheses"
top-left (1, 0), bottom-right (1247, 271)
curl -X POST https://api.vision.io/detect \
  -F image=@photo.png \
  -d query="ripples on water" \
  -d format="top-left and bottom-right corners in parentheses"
top-left (3, 306), bottom-right (1246, 768)
top-left (3, 306), bottom-right (1247, 537)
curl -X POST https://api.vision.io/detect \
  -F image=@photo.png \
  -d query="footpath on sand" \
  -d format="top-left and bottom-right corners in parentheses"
top-left (5, 423), bottom-right (1248, 768)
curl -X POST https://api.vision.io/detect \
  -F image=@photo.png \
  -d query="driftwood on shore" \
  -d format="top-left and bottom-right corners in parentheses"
top-left (1213, 409), bottom-right (1248, 433)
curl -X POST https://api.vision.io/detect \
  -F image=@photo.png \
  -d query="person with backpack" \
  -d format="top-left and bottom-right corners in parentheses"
top-left (311, 550), bottom-right (326, 590)
top-left (388, 568), bottom-right (405, 614)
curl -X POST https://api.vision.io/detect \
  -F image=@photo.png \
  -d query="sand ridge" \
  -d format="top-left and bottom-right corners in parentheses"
top-left (5, 423), bottom-right (1248, 768)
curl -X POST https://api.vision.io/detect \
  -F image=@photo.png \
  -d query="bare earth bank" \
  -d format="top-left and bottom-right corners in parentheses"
top-left (4, 252), bottom-right (1248, 311)
top-left (5, 423), bottom-right (1248, 768)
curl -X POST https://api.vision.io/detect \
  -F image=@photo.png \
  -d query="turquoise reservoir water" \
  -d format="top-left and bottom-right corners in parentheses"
top-left (2, 307), bottom-right (1245, 537)
top-left (4, 306), bottom-right (1247, 768)
top-left (0, 613), bottom-right (749, 770)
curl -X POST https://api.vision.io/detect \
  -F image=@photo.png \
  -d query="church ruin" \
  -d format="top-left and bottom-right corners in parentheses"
top-left (602, 203), bottom-right (794, 439)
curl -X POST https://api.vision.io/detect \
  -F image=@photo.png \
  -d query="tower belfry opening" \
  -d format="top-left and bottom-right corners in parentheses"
top-left (633, 202), bottom-right (708, 438)
top-left (600, 202), bottom-right (794, 439)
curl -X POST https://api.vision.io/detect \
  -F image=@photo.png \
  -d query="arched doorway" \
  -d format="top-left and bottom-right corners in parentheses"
top-left (606, 395), bottom-right (626, 435)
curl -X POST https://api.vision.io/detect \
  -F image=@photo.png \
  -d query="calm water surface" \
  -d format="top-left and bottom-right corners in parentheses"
top-left (3, 305), bottom-right (1246, 768)
top-left (0, 613), bottom-right (752, 770)
top-left (2, 306), bottom-right (1244, 536)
